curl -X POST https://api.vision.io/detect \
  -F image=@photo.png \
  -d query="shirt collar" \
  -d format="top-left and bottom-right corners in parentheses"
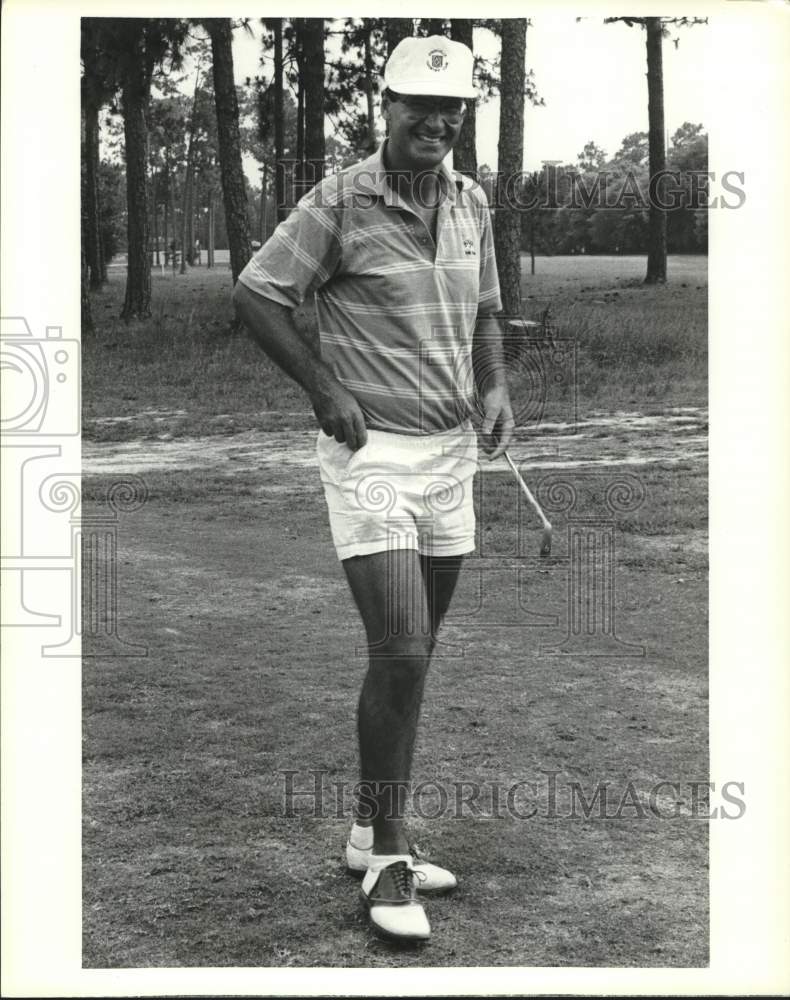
top-left (346, 141), bottom-right (461, 208)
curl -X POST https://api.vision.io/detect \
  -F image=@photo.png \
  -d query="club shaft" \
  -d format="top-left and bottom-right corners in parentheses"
top-left (503, 451), bottom-right (551, 532)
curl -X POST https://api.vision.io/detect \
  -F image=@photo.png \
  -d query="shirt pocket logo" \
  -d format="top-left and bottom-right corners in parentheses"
top-left (462, 237), bottom-right (476, 256)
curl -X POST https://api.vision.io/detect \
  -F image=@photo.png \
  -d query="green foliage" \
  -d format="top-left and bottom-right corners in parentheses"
top-left (577, 141), bottom-right (607, 172)
top-left (97, 161), bottom-right (126, 260)
top-left (516, 125), bottom-right (708, 257)
top-left (612, 132), bottom-right (649, 169)
top-left (324, 18), bottom-right (386, 158)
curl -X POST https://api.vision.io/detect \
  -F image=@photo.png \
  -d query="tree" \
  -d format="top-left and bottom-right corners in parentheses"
top-left (323, 19), bottom-right (386, 162)
top-left (118, 22), bottom-right (156, 319)
top-left (90, 18), bottom-right (187, 320)
top-left (204, 18), bottom-right (252, 284)
top-left (605, 16), bottom-right (707, 283)
top-left (147, 93), bottom-right (190, 265)
top-left (668, 123), bottom-right (708, 252)
top-left (520, 169), bottom-right (559, 272)
top-left (97, 160), bottom-right (126, 266)
top-left (81, 21), bottom-right (118, 289)
top-left (300, 18), bottom-right (327, 193)
top-left (361, 21), bottom-right (376, 155)
top-left (385, 18), bottom-right (413, 56)
top-left (493, 19), bottom-right (526, 316)
top-left (420, 19), bottom-right (448, 37)
top-left (577, 140), bottom-right (607, 173)
top-left (271, 19), bottom-right (287, 222)
top-left (332, 19), bottom-right (380, 156)
top-left (612, 131), bottom-right (649, 168)
top-left (290, 20), bottom-right (306, 191)
top-left (242, 70), bottom-right (300, 234)
top-left (450, 20), bottom-right (477, 177)
top-left (643, 17), bottom-right (667, 282)
top-left (669, 122), bottom-right (707, 172)
top-left (81, 205), bottom-right (94, 335)
top-left (180, 69), bottom-right (203, 272)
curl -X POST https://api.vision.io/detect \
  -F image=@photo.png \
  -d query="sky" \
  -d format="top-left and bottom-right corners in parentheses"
top-left (229, 17), bottom-right (709, 179)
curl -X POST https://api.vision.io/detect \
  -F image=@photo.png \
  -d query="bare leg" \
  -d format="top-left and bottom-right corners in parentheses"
top-left (419, 553), bottom-right (465, 646)
top-left (343, 550), bottom-right (464, 854)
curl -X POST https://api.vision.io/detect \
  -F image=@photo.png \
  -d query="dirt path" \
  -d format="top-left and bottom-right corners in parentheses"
top-left (83, 407), bottom-right (707, 476)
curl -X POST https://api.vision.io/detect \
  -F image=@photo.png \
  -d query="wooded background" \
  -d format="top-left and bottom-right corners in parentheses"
top-left (81, 16), bottom-right (708, 327)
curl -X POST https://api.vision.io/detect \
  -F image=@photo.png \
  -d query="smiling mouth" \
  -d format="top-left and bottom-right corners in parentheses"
top-left (414, 133), bottom-right (446, 145)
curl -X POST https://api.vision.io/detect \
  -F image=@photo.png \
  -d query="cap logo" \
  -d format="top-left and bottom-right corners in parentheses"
top-left (427, 49), bottom-right (448, 72)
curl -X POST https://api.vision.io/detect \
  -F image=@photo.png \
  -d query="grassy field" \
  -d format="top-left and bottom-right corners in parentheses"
top-left (83, 254), bottom-right (707, 440)
top-left (82, 254), bottom-right (708, 968)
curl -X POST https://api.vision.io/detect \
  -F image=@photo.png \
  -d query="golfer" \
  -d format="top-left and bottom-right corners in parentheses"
top-left (233, 35), bottom-right (513, 942)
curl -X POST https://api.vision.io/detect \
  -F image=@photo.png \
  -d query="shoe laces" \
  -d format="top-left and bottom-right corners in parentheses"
top-left (388, 860), bottom-right (426, 897)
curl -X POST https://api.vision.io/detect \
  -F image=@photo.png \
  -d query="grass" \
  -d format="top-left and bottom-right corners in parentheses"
top-left (82, 457), bottom-right (708, 968)
top-left (83, 254), bottom-right (707, 440)
top-left (82, 252), bottom-right (709, 968)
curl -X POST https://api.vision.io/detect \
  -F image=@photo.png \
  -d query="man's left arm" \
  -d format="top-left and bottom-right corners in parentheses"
top-left (473, 313), bottom-right (514, 461)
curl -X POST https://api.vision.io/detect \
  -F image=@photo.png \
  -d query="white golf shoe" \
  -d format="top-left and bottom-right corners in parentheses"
top-left (360, 857), bottom-right (430, 942)
top-left (346, 824), bottom-right (458, 894)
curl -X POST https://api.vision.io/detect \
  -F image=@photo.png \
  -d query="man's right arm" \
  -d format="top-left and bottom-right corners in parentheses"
top-left (231, 281), bottom-right (368, 451)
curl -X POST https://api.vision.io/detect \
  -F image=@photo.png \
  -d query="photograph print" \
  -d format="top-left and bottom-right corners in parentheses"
top-left (80, 13), bottom-right (713, 968)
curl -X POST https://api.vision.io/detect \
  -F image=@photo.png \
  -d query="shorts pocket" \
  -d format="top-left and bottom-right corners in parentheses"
top-left (317, 431), bottom-right (370, 486)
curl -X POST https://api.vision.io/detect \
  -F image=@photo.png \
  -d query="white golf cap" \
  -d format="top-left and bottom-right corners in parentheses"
top-left (383, 35), bottom-right (476, 99)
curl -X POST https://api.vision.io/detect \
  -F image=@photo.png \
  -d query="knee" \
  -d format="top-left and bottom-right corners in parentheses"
top-left (369, 633), bottom-right (432, 671)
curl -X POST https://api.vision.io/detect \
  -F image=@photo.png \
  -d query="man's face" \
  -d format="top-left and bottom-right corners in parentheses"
top-left (382, 93), bottom-right (467, 173)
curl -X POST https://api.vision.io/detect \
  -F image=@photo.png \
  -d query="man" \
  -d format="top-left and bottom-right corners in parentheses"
top-left (232, 35), bottom-right (514, 942)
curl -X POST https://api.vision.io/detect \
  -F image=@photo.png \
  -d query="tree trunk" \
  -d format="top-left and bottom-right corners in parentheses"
top-left (163, 155), bottom-right (170, 264)
top-left (180, 69), bottom-right (200, 274)
top-left (81, 221), bottom-right (94, 335)
top-left (450, 20), bottom-right (477, 178)
top-left (83, 99), bottom-right (104, 289)
top-left (302, 18), bottom-right (326, 193)
top-left (295, 21), bottom-right (305, 203)
top-left (385, 18), bottom-right (412, 56)
top-left (273, 19), bottom-right (287, 223)
top-left (207, 18), bottom-right (252, 284)
top-left (120, 49), bottom-right (152, 321)
top-left (258, 165), bottom-right (266, 240)
top-left (494, 19), bottom-right (526, 317)
top-left (186, 161), bottom-right (196, 264)
top-left (362, 21), bottom-right (377, 154)
top-left (530, 217), bottom-right (536, 276)
top-left (179, 157), bottom-right (191, 273)
top-left (262, 162), bottom-right (269, 240)
top-left (152, 168), bottom-right (160, 267)
top-left (208, 193), bottom-right (215, 267)
top-left (645, 17), bottom-right (667, 284)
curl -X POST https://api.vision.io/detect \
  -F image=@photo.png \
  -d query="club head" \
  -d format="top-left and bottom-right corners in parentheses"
top-left (539, 529), bottom-right (552, 558)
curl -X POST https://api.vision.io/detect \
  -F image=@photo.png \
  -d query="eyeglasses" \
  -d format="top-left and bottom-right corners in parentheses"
top-left (391, 94), bottom-right (467, 124)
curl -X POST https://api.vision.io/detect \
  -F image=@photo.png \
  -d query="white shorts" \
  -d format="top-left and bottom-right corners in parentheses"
top-left (316, 423), bottom-right (478, 561)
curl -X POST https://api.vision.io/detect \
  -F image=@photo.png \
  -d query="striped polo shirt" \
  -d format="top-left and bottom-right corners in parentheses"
top-left (238, 142), bottom-right (502, 434)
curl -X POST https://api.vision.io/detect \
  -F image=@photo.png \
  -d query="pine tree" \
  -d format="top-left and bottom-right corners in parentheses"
top-left (205, 18), bottom-right (253, 284)
top-left (605, 16), bottom-right (706, 283)
top-left (494, 19), bottom-right (526, 317)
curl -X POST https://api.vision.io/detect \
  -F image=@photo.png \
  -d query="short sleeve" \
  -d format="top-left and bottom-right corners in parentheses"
top-left (477, 199), bottom-right (502, 315)
top-left (236, 181), bottom-right (343, 308)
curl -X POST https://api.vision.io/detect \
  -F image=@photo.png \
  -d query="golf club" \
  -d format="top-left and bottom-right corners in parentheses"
top-left (503, 450), bottom-right (552, 557)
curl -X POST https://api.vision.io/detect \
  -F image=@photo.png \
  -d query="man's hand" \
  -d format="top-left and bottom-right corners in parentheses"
top-left (479, 384), bottom-right (515, 461)
top-left (310, 373), bottom-right (368, 451)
